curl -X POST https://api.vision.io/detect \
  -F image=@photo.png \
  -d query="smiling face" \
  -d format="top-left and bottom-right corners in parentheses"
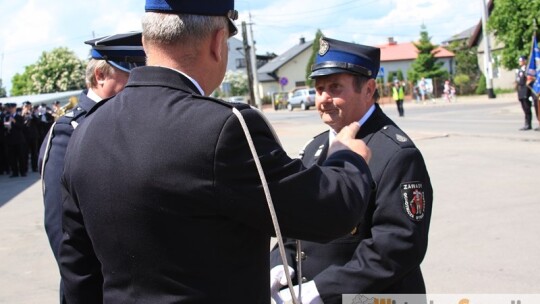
top-left (314, 73), bottom-right (376, 132)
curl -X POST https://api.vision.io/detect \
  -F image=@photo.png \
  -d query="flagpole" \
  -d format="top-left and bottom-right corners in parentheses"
top-left (529, 19), bottom-right (540, 125)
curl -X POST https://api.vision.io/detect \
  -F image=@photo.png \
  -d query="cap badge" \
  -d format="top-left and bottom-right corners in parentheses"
top-left (319, 39), bottom-right (329, 56)
top-left (401, 182), bottom-right (426, 221)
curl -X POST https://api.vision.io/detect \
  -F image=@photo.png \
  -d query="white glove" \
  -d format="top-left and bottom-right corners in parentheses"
top-left (270, 265), bottom-right (295, 304)
top-left (278, 280), bottom-right (323, 304)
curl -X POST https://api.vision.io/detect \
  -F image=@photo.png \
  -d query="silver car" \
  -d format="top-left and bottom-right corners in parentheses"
top-left (287, 88), bottom-right (316, 111)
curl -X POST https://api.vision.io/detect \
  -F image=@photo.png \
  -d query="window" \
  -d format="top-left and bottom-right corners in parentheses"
top-left (236, 58), bottom-right (246, 69)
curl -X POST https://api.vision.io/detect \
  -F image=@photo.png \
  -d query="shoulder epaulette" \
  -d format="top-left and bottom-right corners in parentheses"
top-left (380, 125), bottom-right (415, 148)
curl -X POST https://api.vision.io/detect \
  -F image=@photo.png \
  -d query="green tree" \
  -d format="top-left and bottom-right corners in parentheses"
top-left (388, 69), bottom-right (404, 82)
top-left (453, 74), bottom-right (471, 95)
top-left (488, 0), bottom-right (540, 70)
top-left (0, 79), bottom-right (7, 97)
top-left (10, 65), bottom-right (35, 96)
top-left (476, 73), bottom-right (487, 95)
top-left (409, 25), bottom-right (447, 83)
top-left (223, 70), bottom-right (248, 96)
top-left (447, 40), bottom-right (480, 94)
top-left (10, 47), bottom-right (86, 96)
top-left (305, 29), bottom-right (324, 87)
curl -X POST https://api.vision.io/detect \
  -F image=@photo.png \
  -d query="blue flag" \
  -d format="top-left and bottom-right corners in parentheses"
top-left (527, 34), bottom-right (540, 95)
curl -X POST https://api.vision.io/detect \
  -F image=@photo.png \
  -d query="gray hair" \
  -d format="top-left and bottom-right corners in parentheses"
top-left (85, 59), bottom-right (115, 88)
top-left (142, 12), bottom-right (228, 45)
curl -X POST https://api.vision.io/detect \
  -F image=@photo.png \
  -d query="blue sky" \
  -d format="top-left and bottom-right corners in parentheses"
top-left (0, 0), bottom-right (483, 95)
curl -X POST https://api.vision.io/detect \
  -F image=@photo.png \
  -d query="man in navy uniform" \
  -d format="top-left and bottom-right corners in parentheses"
top-left (4, 103), bottom-right (27, 177)
top-left (517, 55), bottom-right (533, 130)
top-left (270, 37), bottom-right (433, 304)
top-left (39, 31), bottom-right (145, 304)
top-left (58, 1), bottom-right (376, 303)
top-left (22, 101), bottom-right (40, 173)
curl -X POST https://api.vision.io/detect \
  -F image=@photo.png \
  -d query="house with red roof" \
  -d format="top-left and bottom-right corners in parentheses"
top-left (377, 37), bottom-right (455, 84)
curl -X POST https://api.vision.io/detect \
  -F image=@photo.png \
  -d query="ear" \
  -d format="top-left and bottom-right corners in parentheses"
top-left (365, 79), bottom-right (377, 99)
top-left (94, 68), bottom-right (106, 86)
top-left (210, 27), bottom-right (227, 62)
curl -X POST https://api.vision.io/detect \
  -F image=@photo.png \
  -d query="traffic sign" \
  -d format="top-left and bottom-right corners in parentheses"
top-left (378, 67), bottom-right (385, 78)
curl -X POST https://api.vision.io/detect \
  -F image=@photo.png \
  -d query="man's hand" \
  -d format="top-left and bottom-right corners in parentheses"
top-left (270, 265), bottom-right (295, 304)
top-left (328, 122), bottom-right (371, 163)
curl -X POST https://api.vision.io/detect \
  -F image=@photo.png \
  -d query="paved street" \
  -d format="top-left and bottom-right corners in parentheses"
top-left (1, 93), bottom-right (539, 303)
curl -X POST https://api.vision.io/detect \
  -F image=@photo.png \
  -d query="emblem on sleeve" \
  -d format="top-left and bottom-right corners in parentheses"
top-left (401, 182), bottom-right (425, 221)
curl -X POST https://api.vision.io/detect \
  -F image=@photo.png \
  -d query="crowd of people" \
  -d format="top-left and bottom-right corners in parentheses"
top-left (0, 101), bottom-right (59, 177)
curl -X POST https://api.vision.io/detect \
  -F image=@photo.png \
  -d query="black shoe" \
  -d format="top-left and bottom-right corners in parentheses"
top-left (519, 126), bottom-right (532, 131)
top-left (21, 173), bottom-right (27, 177)
top-left (9, 174), bottom-right (19, 178)
top-left (534, 127), bottom-right (540, 131)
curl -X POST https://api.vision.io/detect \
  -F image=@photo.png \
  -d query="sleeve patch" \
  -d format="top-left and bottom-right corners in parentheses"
top-left (401, 182), bottom-right (426, 221)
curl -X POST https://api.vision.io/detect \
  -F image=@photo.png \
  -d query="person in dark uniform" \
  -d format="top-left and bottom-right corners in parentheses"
top-left (58, 2), bottom-right (375, 303)
top-left (270, 37), bottom-right (433, 304)
top-left (22, 101), bottom-right (40, 172)
top-left (4, 103), bottom-right (27, 177)
top-left (0, 103), bottom-right (10, 175)
top-left (517, 55), bottom-right (533, 130)
top-left (38, 31), bottom-right (145, 304)
top-left (37, 103), bottom-right (55, 142)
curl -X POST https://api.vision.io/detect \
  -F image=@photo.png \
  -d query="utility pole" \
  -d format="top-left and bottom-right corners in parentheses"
top-left (248, 13), bottom-right (262, 109)
top-left (481, 0), bottom-right (496, 98)
top-left (242, 21), bottom-right (256, 107)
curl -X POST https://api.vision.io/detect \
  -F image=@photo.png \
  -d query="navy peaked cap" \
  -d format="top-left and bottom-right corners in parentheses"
top-left (310, 37), bottom-right (380, 79)
top-left (145, 0), bottom-right (234, 15)
top-left (144, 0), bottom-right (238, 36)
top-left (85, 32), bottom-right (146, 73)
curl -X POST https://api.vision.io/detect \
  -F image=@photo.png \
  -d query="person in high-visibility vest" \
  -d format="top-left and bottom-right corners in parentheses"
top-left (392, 80), bottom-right (405, 117)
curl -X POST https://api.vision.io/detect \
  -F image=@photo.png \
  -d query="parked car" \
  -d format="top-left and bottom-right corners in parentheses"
top-left (287, 88), bottom-right (316, 111)
top-left (227, 96), bottom-right (248, 104)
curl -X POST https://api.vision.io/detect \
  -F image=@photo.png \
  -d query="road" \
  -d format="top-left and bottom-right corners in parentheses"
top-left (0, 93), bottom-right (539, 303)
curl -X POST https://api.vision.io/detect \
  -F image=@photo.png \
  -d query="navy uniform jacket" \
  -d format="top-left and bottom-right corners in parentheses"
top-left (5, 113), bottom-right (26, 146)
top-left (39, 91), bottom-right (97, 261)
top-left (270, 104), bottom-right (433, 304)
top-left (59, 66), bottom-right (375, 304)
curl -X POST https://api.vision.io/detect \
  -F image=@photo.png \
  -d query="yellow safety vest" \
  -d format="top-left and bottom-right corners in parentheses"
top-left (392, 86), bottom-right (404, 100)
